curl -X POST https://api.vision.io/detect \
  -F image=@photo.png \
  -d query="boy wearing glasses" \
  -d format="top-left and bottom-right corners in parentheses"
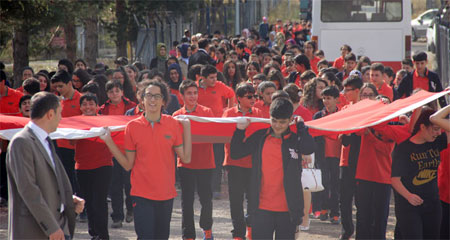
top-left (222, 83), bottom-right (262, 240)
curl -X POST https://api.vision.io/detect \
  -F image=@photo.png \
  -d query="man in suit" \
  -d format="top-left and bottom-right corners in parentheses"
top-left (188, 38), bottom-right (216, 69)
top-left (6, 92), bottom-right (84, 240)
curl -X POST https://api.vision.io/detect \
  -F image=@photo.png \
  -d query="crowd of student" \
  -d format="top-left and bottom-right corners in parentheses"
top-left (0, 17), bottom-right (449, 240)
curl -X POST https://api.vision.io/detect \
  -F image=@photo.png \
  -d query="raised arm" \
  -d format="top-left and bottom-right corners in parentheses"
top-left (430, 105), bottom-right (450, 131)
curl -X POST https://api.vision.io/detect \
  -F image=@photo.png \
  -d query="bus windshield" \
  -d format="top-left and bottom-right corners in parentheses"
top-left (321, 0), bottom-right (403, 22)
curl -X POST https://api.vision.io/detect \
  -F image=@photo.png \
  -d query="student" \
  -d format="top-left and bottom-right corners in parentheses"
top-left (313, 86), bottom-right (341, 224)
top-left (235, 41), bottom-right (250, 63)
top-left (51, 70), bottom-right (82, 192)
top-left (339, 75), bottom-right (363, 240)
top-left (300, 77), bottom-right (328, 116)
top-left (22, 78), bottom-right (40, 96)
top-left (230, 97), bottom-right (315, 239)
top-left (397, 52), bottom-right (446, 107)
top-left (0, 69), bottom-right (24, 115)
top-left (74, 93), bottom-right (113, 240)
top-left (251, 73), bottom-right (267, 92)
top-left (370, 63), bottom-right (394, 102)
top-left (254, 81), bottom-right (277, 118)
top-left (98, 79), bottom-right (136, 228)
top-left (172, 80), bottom-right (215, 240)
top-left (333, 44), bottom-right (351, 72)
top-left (101, 80), bottom-right (192, 239)
top-left (223, 83), bottom-right (263, 240)
top-left (223, 60), bottom-right (243, 90)
top-left (150, 43), bottom-right (168, 74)
top-left (288, 54), bottom-right (311, 86)
top-left (166, 63), bottom-right (184, 106)
top-left (401, 58), bottom-right (414, 73)
top-left (392, 108), bottom-right (448, 239)
top-left (197, 65), bottom-right (235, 198)
top-left (18, 95), bottom-right (32, 118)
top-left (336, 53), bottom-right (357, 82)
top-left (304, 41), bottom-right (321, 74)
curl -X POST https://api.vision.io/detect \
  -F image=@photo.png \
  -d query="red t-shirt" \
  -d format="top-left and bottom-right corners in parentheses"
top-left (293, 105), bottom-right (313, 122)
top-left (106, 101), bottom-right (126, 116)
top-left (377, 82), bottom-right (394, 102)
top-left (197, 81), bottom-right (235, 117)
top-left (58, 90), bottom-right (82, 149)
top-left (216, 61), bottom-right (224, 73)
top-left (223, 106), bottom-right (263, 168)
top-left (325, 136), bottom-right (342, 159)
top-left (310, 56), bottom-right (321, 74)
top-left (170, 88), bottom-right (184, 106)
top-left (355, 130), bottom-right (395, 184)
top-left (75, 138), bottom-right (113, 170)
top-left (124, 115), bottom-right (183, 200)
top-left (173, 105), bottom-right (215, 169)
top-left (0, 87), bottom-right (23, 115)
top-left (337, 92), bottom-right (348, 110)
top-left (259, 134), bottom-right (289, 212)
top-left (412, 69), bottom-right (430, 91)
top-left (333, 56), bottom-right (345, 71)
top-left (438, 144), bottom-right (449, 203)
top-left (254, 100), bottom-right (270, 118)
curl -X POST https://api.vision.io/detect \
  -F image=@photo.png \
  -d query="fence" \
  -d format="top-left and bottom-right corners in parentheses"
top-left (134, 0), bottom-right (278, 66)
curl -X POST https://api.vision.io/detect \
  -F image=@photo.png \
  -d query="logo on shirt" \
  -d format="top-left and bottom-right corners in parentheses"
top-left (164, 135), bottom-right (172, 140)
top-left (289, 148), bottom-right (298, 159)
top-left (211, 91), bottom-right (216, 94)
top-left (8, 102), bottom-right (14, 105)
top-left (71, 105), bottom-right (76, 108)
top-left (412, 169), bottom-right (437, 186)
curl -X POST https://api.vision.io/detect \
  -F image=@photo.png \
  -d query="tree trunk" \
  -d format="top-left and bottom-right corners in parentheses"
top-left (116, 0), bottom-right (127, 58)
top-left (12, 28), bottom-right (29, 88)
top-left (64, 17), bottom-right (77, 63)
top-left (84, 16), bottom-right (98, 68)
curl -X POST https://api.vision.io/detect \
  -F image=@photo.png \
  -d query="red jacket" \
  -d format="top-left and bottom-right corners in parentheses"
top-left (98, 96), bottom-right (136, 115)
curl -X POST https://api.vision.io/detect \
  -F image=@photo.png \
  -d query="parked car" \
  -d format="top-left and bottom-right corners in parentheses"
top-left (411, 8), bottom-right (438, 41)
top-left (426, 19), bottom-right (436, 53)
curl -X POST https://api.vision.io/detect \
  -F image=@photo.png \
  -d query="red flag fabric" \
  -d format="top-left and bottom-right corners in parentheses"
top-left (1, 90), bottom-right (448, 143)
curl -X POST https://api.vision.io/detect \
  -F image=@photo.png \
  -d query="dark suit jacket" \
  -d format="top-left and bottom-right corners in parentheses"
top-left (188, 49), bottom-right (216, 69)
top-left (6, 126), bottom-right (76, 239)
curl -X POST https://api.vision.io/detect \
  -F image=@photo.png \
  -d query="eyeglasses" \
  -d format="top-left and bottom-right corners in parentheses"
top-left (361, 94), bottom-right (375, 98)
top-left (343, 88), bottom-right (355, 93)
top-left (242, 95), bottom-right (255, 99)
top-left (144, 93), bottom-right (163, 100)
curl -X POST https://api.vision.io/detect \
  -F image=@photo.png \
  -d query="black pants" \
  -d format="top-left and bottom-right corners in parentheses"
top-left (110, 158), bottom-right (132, 222)
top-left (211, 143), bottom-right (224, 192)
top-left (318, 157), bottom-right (340, 217)
top-left (226, 165), bottom-right (251, 238)
top-left (441, 201), bottom-right (449, 239)
top-left (77, 166), bottom-right (112, 239)
top-left (56, 147), bottom-right (77, 194)
top-left (395, 198), bottom-right (442, 239)
top-left (252, 209), bottom-right (297, 240)
top-left (339, 166), bottom-right (357, 238)
top-left (178, 167), bottom-right (213, 239)
top-left (0, 151), bottom-right (7, 201)
top-left (133, 196), bottom-right (174, 240)
top-left (355, 180), bottom-right (391, 239)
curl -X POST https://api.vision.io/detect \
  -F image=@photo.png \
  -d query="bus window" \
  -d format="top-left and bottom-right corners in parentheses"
top-left (321, 0), bottom-right (403, 22)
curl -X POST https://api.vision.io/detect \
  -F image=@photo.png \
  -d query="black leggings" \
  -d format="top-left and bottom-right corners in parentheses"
top-left (395, 199), bottom-right (442, 239)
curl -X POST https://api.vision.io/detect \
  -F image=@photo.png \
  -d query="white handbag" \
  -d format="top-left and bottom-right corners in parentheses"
top-left (301, 168), bottom-right (324, 192)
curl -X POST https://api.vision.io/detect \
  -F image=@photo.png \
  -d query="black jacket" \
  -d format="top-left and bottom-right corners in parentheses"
top-left (188, 49), bottom-right (216, 69)
top-left (397, 69), bottom-right (446, 107)
top-left (230, 122), bottom-right (315, 225)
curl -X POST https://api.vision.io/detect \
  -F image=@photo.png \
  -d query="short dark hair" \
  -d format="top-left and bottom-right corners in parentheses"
top-left (270, 97), bottom-right (293, 119)
top-left (283, 83), bottom-right (301, 103)
top-left (105, 79), bottom-right (123, 92)
top-left (80, 93), bottom-right (98, 105)
top-left (235, 83), bottom-right (255, 98)
top-left (412, 107), bottom-right (435, 136)
top-left (236, 41), bottom-right (246, 49)
top-left (344, 53), bottom-right (356, 62)
top-left (22, 66), bottom-right (34, 75)
top-left (22, 78), bottom-right (40, 95)
top-left (19, 95), bottom-right (32, 107)
top-left (321, 86), bottom-right (340, 98)
top-left (0, 70), bottom-right (6, 82)
top-left (370, 63), bottom-right (385, 73)
top-left (258, 81), bottom-right (276, 93)
top-left (253, 73), bottom-right (267, 82)
top-left (271, 90), bottom-right (290, 101)
top-left (361, 65), bottom-right (371, 74)
top-left (317, 59), bottom-right (329, 67)
top-left (294, 54), bottom-right (311, 70)
top-left (58, 59), bottom-right (74, 74)
top-left (179, 79), bottom-right (198, 95)
top-left (75, 58), bottom-right (87, 68)
top-left (141, 80), bottom-right (170, 105)
top-left (401, 58), bottom-right (414, 66)
top-left (30, 92), bottom-right (60, 119)
top-left (412, 51), bottom-right (427, 62)
top-left (81, 82), bottom-right (99, 96)
top-left (343, 74), bottom-right (363, 89)
top-left (198, 38), bottom-right (209, 49)
top-left (341, 44), bottom-right (352, 52)
top-left (187, 64), bottom-right (203, 80)
top-left (300, 70), bottom-right (316, 81)
top-left (384, 66), bottom-right (395, 78)
top-left (51, 70), bottom-right (72, 84)
top-left (200, 65), bottom-right (217, 77)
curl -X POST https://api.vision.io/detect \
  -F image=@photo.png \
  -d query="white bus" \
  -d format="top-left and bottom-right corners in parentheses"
top-left (311, 0), bottom-right (412, 72)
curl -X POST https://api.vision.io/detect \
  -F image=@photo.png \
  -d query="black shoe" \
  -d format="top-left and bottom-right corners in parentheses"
top-left (319, 211), bottom-right (329, 221)
top-left (111, 220), bottom-right (123, 228)
top-left (125, 211), bottom-right (133, 223)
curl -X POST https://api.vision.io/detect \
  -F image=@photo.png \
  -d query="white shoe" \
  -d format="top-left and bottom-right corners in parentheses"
top-left (299, 220), bottom-right (311, 231)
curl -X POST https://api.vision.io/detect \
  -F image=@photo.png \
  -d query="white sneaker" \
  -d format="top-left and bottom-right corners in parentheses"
top-left (299, 220), bottom-right (310, 231)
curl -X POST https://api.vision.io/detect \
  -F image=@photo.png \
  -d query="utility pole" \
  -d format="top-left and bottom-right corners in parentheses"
top-left (235, 0), bottom-right (240, 35)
